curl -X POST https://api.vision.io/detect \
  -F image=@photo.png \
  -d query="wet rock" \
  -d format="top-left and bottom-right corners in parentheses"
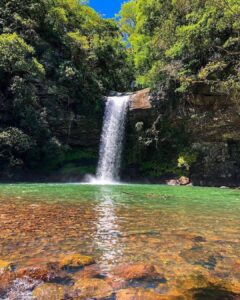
top-left (0, 259), bottom-right (14, 274)
top-left (74, 278), bottom-right (113, 299)
top-left (59, 253), bottom-right (95, 269)
top-left (16, 262), bottom-right (62, 282)
top-left (178, 176), bottom-right (190, 186)
top-left (112, 263), bottom-right (163, 281)
top-left (116, 288), bottom-right (182, 300)
top-left (32, 283), bottom-right (67, 300)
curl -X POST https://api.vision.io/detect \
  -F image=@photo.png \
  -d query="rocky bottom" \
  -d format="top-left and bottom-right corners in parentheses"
top-left (1, 253), bottom-right (240, 300)
top-left (0, 185), bottom-right (240, 299)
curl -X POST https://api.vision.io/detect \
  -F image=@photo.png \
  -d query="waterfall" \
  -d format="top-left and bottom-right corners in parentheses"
top-left (96, 95), bottom-right (130, 183)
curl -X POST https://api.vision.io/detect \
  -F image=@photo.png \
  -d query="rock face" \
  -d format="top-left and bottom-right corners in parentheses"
top-left (16, 82), bottom-right (238, 186)
top-left (124, 83), bottom-right (240, 186)
top-left (129, 88), bottom-right (158, 128)
top-left (186, 82), bottom-right (240, 186)
top-left (130, 88), bottom-right (152, 111)
top-left (53, 115), bottom-right (101, 147)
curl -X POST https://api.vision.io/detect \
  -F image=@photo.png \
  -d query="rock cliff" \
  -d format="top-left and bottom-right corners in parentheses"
top-left (124, 84), bottom-right (240, 186)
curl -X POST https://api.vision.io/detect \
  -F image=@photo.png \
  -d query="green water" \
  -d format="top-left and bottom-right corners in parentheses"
top-left (0, 184), bottom-right (240, 297)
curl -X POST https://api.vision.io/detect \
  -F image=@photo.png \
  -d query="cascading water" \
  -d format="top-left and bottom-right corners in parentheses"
top-left (96, 95), bottom-right (130, 183)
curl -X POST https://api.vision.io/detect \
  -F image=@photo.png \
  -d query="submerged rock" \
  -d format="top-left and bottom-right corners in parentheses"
top-left (59, 253), bottom-right (95, 269)
top-left (179, 248), bottom-right (222, 270)
top-left (116, 288), bottom-right (182, 300)
top-left (112, 263), bottom-right (163, 281)
top-left (71, 264), bottom-right (103, 280)
top-left (173, 272), bottom-right (240, 299)
top-left (74, 278), bottom-right (113, 299)
top-left (16, 262), bottom-right (62, 282)
top-left (32, 283), bottom-right (67, 300)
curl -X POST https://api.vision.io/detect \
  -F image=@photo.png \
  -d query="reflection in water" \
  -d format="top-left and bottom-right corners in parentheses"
top-left (93, 187), bottom-right (124, 271)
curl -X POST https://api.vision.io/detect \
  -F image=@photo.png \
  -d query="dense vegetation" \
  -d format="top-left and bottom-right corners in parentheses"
top-left (120, 0), bottom-right (240, 180)
top-left (0, 0), bottom-right (132, 176)
top-left (120, 0), bottom-right (240, 93)
top-left (0, 0), bottom-right (239, 180)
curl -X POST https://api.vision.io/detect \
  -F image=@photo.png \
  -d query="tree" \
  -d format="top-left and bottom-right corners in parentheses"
top-left (0, 0), bottom-right (133, 176)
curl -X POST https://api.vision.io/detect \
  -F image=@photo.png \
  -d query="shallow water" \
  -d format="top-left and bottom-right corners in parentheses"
top-left (0, 184), bottom-right (240, 297)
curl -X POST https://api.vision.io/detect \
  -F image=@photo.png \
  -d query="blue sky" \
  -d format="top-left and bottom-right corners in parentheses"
top-left (89, 0), bottom-right (124, 18)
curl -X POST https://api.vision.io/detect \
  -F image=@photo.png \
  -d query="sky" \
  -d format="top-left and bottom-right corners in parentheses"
top-left (89, 0), bottom-right (124, 18)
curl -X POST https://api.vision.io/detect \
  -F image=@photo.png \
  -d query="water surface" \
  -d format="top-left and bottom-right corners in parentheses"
top-left (0, 184), bottom-right (240, 296)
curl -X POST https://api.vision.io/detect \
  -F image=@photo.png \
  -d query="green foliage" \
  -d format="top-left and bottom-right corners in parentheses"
top-left (119, 0), bottom-right (240, 90)
top-left (0, 33), bottom-right (44, 75)
top-left (177, 151), bottom-right (197, 171)
top-left (0, 127), bottom-right (32, 172)
top-left (0, 0), bottom-right (133, 176)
